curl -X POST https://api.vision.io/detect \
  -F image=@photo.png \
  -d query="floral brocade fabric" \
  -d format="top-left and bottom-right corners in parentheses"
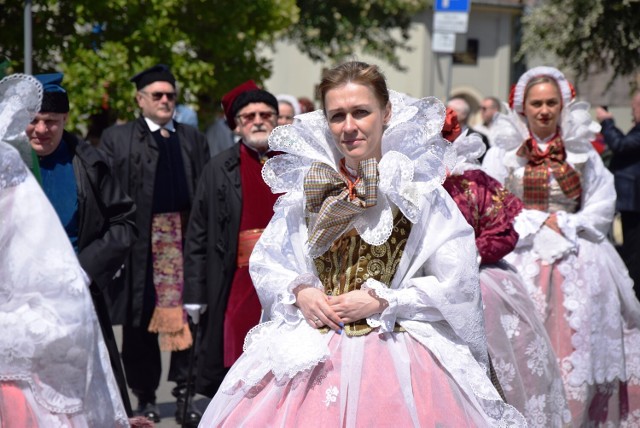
top-left (314, 212), bottom-right (411, 336)
top-left (443, 169), bottom-right (523, 264)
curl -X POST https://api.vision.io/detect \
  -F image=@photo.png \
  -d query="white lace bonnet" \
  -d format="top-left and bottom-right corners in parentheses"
top-left (509, 66), bottom-right (575, 115)
top-left (0, 74), bottom-right (43, 143)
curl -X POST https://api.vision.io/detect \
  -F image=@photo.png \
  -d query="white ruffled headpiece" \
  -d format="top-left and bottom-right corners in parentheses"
top-left (263, 90), bottom-right (455, 256)
top-left (510, 66), bottom-right (574, 115)
top-left (450, 130), bottom-right (486, 175)
top-left (0, 74), bottom-right (42, 143)
top-left (0, 74), bottom-right (43, 190)
top-left (276, 94), bottom-right (302, 117)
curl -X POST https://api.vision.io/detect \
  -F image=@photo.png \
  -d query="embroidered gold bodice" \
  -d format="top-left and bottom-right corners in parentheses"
top-left (313, 212), bottom-right (412, 336)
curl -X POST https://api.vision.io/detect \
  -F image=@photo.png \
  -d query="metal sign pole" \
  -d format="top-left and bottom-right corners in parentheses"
top-left (24, 0), bottom-right (32, 74)
top-left (445, 54), bottom-right (453, 100)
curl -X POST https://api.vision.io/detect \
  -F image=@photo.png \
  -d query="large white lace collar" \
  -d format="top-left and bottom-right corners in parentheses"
top-left (263, 90), bottom-right (455, 257)
top-left (490, 100), bottom-right (601, 168)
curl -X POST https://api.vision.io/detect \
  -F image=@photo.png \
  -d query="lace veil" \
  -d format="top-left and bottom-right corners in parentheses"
top-left (0, 75), bottom-right (128, 425)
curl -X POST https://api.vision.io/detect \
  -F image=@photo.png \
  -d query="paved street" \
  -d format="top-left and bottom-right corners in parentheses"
top-left (113, 326), bottom-right (211, 427)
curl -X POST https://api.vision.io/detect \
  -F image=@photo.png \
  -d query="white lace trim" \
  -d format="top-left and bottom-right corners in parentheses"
top-left (508, 241), bottom-right (640, 390)
top-left (269, 273), bottom-right (323, 325)
top-left (264, 91), bottom-right (455, 257)
top-left (227, 320), bottom-right (331, 392)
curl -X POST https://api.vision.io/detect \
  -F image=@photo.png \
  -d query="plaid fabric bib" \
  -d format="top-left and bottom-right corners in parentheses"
top-left (516, 134), bottom-right (582, 211)
top-left (304, 158), bottom-right (378, 254)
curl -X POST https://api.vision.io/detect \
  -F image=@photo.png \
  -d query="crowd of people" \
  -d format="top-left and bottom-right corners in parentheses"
top-left (2, 58), bottom-right (640, 428)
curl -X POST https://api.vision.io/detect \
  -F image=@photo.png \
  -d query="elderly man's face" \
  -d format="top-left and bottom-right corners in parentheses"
top-left (234, 102), bottom-right (277, 152)
top-left (136, 81), bottom-right (176, 126)
top-left (26, 112), bottom-right (67, 156)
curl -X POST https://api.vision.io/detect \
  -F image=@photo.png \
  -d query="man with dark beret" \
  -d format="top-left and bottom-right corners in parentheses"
top-left (183, 80), bottom-right (281, 397)
top-left (26, 73), bottom-right (137, 417)
top-left (100, 64), bottom-right (209, 425)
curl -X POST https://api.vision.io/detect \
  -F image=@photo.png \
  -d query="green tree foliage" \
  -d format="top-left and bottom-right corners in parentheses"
top-left (288, 0), bottom-right (430, 70)
top-left (1, 0), bottom-right (429, 132)
top-left (521, 0), bottom-right (640, 83)
top-left (1, 0), bottom-right (297, 130)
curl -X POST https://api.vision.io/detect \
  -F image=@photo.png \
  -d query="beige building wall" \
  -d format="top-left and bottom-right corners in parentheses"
top-left (263, 2), bottom-right (522, 127)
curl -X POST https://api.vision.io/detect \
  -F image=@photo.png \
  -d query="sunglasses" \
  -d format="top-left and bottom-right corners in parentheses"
top-left (236, 111), bottom-right (276, 125)
top-left (141, 91), bottom-right (177, 101)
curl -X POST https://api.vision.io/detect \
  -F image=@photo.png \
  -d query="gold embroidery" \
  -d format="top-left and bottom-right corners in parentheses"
top-left (314, 212), bottom-right (412, 336)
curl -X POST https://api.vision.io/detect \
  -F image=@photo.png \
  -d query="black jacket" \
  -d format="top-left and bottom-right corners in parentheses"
top-left (65, 131), bottom-right (137, 292)
top-left (600, 119), bottom-right (640, 212)
top-left (63, 131), bottom-right (137, 415)
top-left (100, 117), bottom-right (209, 326)
top-left (183, 143), bottom-right (242, 397)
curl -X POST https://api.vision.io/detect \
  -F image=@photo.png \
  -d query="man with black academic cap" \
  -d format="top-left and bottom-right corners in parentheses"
top-left (100, 64), bottom-right (209, 425)
top-left (183, 80), bottom-right (280, 398)
top-left (27, 73), bottom-right (137, 417)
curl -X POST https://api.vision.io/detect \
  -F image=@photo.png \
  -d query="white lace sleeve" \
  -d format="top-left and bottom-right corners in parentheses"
top-left (249, 203), bottom-right (320, 324)
top-left (513, 208), bottom-right (549, 242)
top-left (557, 150), bottom-right (615, 244)
top-left (229, 203), bottom-right (330, 388)
top-left (362, 189), bottom-right (487, 362)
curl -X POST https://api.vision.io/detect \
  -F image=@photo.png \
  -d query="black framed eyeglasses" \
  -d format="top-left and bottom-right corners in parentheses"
top-left (236, 111), bottom-right (276, 125)
top-left (141, 91), bottom-right (177, 102)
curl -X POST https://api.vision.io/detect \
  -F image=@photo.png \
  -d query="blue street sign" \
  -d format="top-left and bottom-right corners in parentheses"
top-left (434, 0), bottom-right (471, 12)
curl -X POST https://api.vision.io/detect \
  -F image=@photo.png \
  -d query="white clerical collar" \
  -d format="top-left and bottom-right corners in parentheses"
top-left (144, 117), bottom-right (176, 133)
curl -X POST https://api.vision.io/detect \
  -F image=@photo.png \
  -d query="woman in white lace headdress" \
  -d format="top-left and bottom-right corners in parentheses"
top-left (443, 111), bottom-right (571, 427)
top-left (483, 66), bottom-right (640, 425)
top-left (199, 61), bottom-right (525, 426)
top-left (0, 74), bottom-right (130, 427)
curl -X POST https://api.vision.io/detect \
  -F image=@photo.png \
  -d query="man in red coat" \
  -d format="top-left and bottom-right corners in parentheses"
top-left (183, 81), bottom-right (280, 397)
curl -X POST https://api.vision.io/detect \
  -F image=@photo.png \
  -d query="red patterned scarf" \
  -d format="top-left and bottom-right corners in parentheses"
top-left (516, 133), bottom-right (581, 210)
top-left (147, 212), bottom-right (192, 351)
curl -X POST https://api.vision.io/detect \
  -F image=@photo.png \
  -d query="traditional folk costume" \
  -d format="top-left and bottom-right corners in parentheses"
top-left (198, 92), bottom-right (525, 426)
top-left (444, 124), bottom-right (571, 427)
top-left (483, 66), bottom-right (640, 426)
top-left (0, 74), bottom-right (129, 427)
